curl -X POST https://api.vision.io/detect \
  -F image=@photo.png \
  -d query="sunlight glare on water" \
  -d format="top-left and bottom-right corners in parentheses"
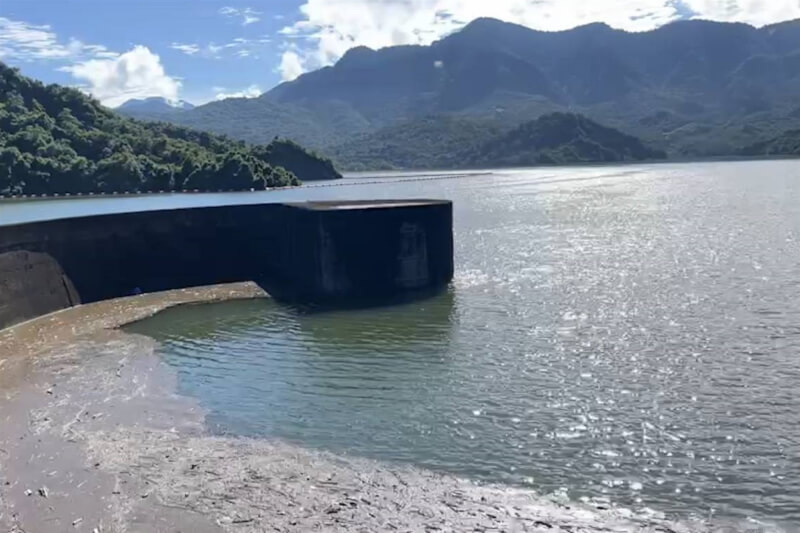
top-left (126, 161), bottom-right (800, 527)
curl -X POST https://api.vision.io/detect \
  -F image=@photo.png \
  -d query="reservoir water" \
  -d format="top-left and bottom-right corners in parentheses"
top-left (63, 160), bottom-right (800, 527)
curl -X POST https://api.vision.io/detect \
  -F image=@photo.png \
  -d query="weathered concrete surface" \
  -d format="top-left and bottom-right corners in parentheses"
top-left (0, 200), bottom-right (454, 330)
top-left (0, 250), bottom-right (79, 329)
top-left (0, 205), bottom-right (289, 330)
top-left (268, 200), bottom-right (454, 304)
top-left (0, 287), bottom-right (755, 533)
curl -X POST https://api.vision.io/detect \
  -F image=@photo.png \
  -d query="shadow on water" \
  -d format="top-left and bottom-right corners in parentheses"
top-left (291, 288), bottom-right (457, 351)
top-left (128, 288), bottom-right (457, 348)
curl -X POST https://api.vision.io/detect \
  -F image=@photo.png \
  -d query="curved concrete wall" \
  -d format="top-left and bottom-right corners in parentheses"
top-left (0, 201), bottom-right (453, 331)
top-left (0, 250), bottom-right (79, 328)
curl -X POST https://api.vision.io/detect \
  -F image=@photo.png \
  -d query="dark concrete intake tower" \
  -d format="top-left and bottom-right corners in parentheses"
top-left (0, 200), bottom-right (454, 330)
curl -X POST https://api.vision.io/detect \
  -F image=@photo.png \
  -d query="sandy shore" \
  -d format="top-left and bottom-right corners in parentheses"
top-left (0, 284), bottom-right (752, 532)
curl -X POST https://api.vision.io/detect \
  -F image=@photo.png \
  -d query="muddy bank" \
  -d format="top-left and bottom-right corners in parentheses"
top-left (0, 285), bottom-right (752, 532)
top-left (0, 282), bottom-right (268, 361)
top-left (0, 283), bottom-right (266, 532)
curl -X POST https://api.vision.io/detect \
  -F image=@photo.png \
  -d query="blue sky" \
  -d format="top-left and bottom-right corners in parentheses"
top-left (2, 0), bottom-right (799, 107)
top-left (1, 0), bottom-right (298, 105)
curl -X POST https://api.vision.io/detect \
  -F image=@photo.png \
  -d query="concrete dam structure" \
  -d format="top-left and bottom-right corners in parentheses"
top-left (0, 200), bottom-right (454, 330)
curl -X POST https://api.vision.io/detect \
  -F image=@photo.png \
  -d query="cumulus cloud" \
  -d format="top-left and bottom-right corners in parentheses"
top-left (279, 50), bottom-right (306, 81)
top-left (62, 45), bottom-right (181, 107)
top-left (219, 6), bottom-right (262, 26)
top-left (1, 16), bottom-right (183, 107)
top-left (278, 0), bottom-right (800, 79)
top-left (214, 84), bottom-right (262, 100)
top-left (0, 17), bottom-right (115, 61)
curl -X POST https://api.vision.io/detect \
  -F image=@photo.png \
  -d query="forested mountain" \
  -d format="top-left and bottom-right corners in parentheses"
top-left (127, 96), bottom-right (371, 149)
top-left (0, 63), bottom-right (340, 196)
top-left (467, 113), bottom-right (665, 167)
top-left (128, 17), bottom-right (800, 170)
top-left (268, 17), bottom-right (800, 130)
top-left (333, 113), bottom-right (664, 170)
top-left (741, 129), bottom-right (800, 156)
top-left (329, 115), bottom-right (507, 170)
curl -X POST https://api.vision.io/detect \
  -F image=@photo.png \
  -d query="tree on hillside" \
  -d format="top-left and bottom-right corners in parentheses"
top-left (0, 62), bottom-right (314, 196)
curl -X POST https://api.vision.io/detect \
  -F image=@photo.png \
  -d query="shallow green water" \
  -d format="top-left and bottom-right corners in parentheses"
top-left (127, 161), bottom-right (800, 527)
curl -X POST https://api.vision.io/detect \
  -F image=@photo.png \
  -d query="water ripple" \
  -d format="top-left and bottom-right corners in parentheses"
top-left (128, 161), bottom-right (800, 527)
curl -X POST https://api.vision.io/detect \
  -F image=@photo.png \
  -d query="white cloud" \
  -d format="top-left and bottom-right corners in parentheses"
top-left (0, 17), bottom-right (115, 61)
top-left (171, 37), bottom-right (268, 59)
top-left (279, 0), bottom-right (800, 78)
top-left (0, 16), bottom-right (183, 107)
top-left (219, 6), bottom-right (262, 26)
top-left (279, 50), bottom-right (306, 81)
top-left (62, 45), bottom-right (181, 107)
top-left (215, 84), bottom-right (262, 100)
top-left (171, 42), bottom-right (201, 55)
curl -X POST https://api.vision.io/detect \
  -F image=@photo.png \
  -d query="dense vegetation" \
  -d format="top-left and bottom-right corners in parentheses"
top-left (120, 96), bottom-right (373, 149)
top-left (330, 116), bottom-right (506, 170)
top-left (467, 113), bottom-right (666, 167)
top-left (741, 129), bottom-right (800, 157)
top-left (332, 113), bottom-right (664, 170)
top-left (258, 138), bottom-right (341, 181)
top-left (0, 63), bottom-right (339, 196)
top-left (124, 18), bottom-right (800, 169)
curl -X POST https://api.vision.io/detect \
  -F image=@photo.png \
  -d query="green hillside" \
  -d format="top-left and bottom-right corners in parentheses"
top-left (330, 113), bottom-right (664, 170)
top-left (140, 96), bottom-right (371, 150)
top-left (0, 63), bottom-right (339, 196)
top-left (468, 113), bottom-right (666, 167)
top-left (740, 129), bottom-right (800, 156)
top-left (330, 115), bottom-right (507, 170)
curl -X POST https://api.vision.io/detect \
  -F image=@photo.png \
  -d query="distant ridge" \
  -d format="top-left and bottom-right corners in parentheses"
top-left (117, 97), bottom-right (195, 114)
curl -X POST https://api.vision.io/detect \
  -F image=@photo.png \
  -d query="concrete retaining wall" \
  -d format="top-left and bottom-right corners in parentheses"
top-left (0, 200), bottom-right (453, 330)
top-left (0, 250), bottom-right (79, 328)
top-left (271, 201), bottom-right (454, 304)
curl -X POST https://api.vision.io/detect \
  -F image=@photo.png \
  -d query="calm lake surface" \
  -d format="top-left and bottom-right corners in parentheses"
top-left (122, 161), bottom-right (800, 526)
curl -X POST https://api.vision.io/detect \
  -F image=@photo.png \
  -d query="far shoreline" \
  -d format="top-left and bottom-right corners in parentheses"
top-left (3, 154), bottom-right (797, 204)
top-left (340, 153), bottom-right (800, 176)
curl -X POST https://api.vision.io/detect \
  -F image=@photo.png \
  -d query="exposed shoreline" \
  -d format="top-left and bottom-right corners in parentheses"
top-left (0, 282), bottom-right (269, 359)
top-left (0, 284), bottom-right (743, 532)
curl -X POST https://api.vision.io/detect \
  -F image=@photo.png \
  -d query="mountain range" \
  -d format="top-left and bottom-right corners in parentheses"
top-left (117, 97), bottom-right (195, 114)
top-left (118, 17), bottom-right (800, 170)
